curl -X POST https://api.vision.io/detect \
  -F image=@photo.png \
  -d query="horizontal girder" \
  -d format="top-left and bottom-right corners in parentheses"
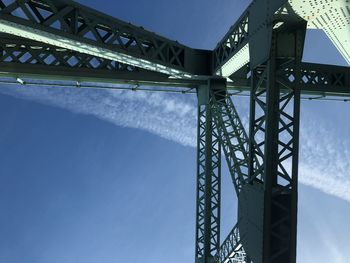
top-left (0, 33), bottom-right (181, 86)
top-left (284, 62), bottom-right (350, 96)
top-left (1, 35), bottom-right (349, 97)
top-left (0, 1), bottom-right (348, 97)
top-left (230, 62), bottom-right (350, 97)
top-left (0, 0), bottom-right (211, 78)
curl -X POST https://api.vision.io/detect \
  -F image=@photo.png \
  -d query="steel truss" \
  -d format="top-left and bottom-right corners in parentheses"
top-left (213, 10), bottom-right (249, 76)
top-left (0, 34), bottom-right (138, 72)
top-left (210, 88), bottom-right (260, 263)
top-left (0, 0), bottom-right (210, 77)
top-left (211, 86), bottom-right (250, 195)
top-left (0, 1), bottom-right (350, 263)
top-left (1, 33), bottom-right (349, 96)
top-left (196, 83), bottom-right (222, 263)
top-left (197, 79), bottom-right (254, 263)
top-left (0, 33), bottom-right (178, 85)
top-left (246, 23), bottom-right (306, 263)
top-left (280, 62), bottom-right (350, 95)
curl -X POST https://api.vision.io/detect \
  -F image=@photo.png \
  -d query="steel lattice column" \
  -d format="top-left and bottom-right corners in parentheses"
top-left (246, 23), bottom-right (306, 263)
top-left (195, 81), bottom-right (221, 263)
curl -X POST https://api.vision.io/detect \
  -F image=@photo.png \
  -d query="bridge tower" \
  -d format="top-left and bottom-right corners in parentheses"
top-left (0, 0), bottom-right (349, 262)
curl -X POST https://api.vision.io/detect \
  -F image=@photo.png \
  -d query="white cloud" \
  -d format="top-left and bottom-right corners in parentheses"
top-left (299, 114), bottom-right (350, 202)
top-left (0, 84), bottom-right (198, 147)
top-left (0, 84), bottom-right (349, 202)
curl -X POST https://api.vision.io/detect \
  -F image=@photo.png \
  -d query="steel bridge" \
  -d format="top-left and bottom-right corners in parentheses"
top-left (0, 0), bottom-right (349, 262)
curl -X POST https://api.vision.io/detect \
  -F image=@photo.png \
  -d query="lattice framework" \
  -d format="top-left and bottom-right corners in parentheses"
top-left (0, 1), bottom-right (349, 263)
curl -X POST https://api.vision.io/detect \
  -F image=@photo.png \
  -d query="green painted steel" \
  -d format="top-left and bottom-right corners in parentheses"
top-left (247, 21), bottom-right (306, 263)
top-left (0, 0), bottom-right (211, 77)
top-left (0, 34), bottom-right (349, 96)
top-left (1, 1), bottom-right (350, 263)
top-left (196, 83), bottom-right (221, 263)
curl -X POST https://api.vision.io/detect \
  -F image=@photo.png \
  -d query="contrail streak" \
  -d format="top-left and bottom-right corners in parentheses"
top-left (0, 84), bottom-right (349, 201)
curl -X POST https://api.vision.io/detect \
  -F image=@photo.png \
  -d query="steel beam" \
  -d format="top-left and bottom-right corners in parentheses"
top-left (195, 81), bottom-right (222, 263)
top-left (1, 34), bottom-right (349, 96)
top-left (0, 0), bottom-right (211, 78)
top-left (210, 82), bottom-right (252, 195)
top-left (208, 80), bottom-right (262, 263)
top-left (213, 0), bottom-right (305, 76)
top-left (245, 22), bottom-right (306, 263)
top-left (213, 9), bottom-right (249, 77)
top-left (280, 62), bottom-right (350, 96)
top-left (229, 62), bottom-right (350, 97)
top-left (0, 34), bottom-right (210, 89)
top-left (0, 34), bottom-right (175, 84)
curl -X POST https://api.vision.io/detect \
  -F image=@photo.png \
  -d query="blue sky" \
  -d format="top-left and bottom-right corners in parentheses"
top-left (0, 0), bottom-right (350, 262)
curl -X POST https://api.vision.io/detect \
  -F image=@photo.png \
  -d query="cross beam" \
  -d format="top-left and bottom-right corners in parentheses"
top-left (1, 34), bottom-right (350, 96)
top-left (230, 62), bottom-right (350, 97)
top-left (0, 0), bottom-right (211, 78)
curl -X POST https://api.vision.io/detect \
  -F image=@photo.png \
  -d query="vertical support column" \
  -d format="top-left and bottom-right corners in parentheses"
top-left (248, 24), bottom-right (306, 263)
top-left (0, 43), bottom-right (3, 62)
top-left (195, 80), bottom-right (221, 263)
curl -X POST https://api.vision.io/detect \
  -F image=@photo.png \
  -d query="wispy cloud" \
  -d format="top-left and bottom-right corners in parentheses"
top-left (298, 114), bottom-right (350, 201)
top-left (0, 84), bottom-right (197, 146)
top-left (0, 84), bottom-right (349, 201)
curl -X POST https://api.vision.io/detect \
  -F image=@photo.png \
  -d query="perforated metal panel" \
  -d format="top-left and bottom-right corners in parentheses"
top-left (289, 0), bottom-right (350, 64)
